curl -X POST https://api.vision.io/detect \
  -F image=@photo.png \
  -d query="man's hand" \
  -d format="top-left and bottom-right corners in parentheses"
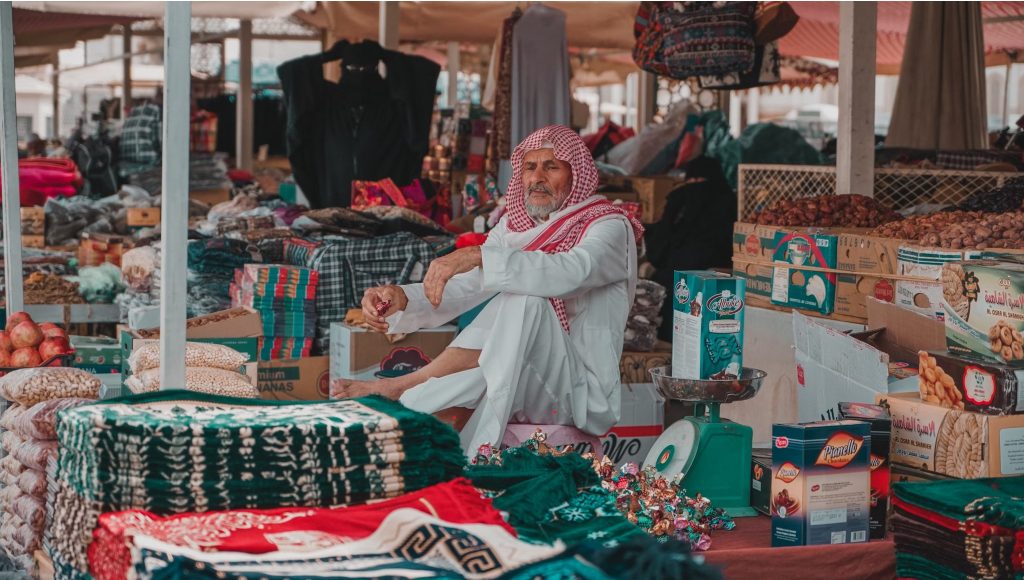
top-left (360, 285), bottom-right (409, 333)
top-left (424, 247), bottom-right (482, 308)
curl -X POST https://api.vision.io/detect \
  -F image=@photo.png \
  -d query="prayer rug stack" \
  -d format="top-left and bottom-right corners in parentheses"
top-left (892, 477), bottom-right (1024, 579)
top-left (46, 392), bottom-right (465, 579)
top-left (230, 264), bottom-right (319, 360)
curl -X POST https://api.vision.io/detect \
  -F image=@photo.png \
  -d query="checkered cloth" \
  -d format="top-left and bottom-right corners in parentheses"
top-left (119, 103), bottom-right (162, 176)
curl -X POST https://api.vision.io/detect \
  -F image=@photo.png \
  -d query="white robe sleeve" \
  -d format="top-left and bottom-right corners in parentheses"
top-left (480, 218), bottom-right (631, 300)
top-left (385, 226), bottom-right (506, 334)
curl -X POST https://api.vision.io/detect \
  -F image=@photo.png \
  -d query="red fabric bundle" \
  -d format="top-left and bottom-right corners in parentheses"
top-left (455, 232), bottom-right (488, 249)
top-left (88, 478), bottom-right (511, 580)
top-left (0, 158), bottom-right (82, 206)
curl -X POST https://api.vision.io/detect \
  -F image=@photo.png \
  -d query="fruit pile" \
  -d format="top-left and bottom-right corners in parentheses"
top-left (0, 313), bottom-right (72, 370)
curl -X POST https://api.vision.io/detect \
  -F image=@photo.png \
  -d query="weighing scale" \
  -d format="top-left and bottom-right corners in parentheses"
top-left (644, 366), bottom-right (767, 517)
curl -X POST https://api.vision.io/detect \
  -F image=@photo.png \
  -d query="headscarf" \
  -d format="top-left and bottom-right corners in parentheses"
top-left (504, 125), bottom-right (644, 332)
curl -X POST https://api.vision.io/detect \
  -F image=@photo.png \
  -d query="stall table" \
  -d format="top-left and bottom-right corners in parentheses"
top-left (704, 516), bottom-right (895, 579)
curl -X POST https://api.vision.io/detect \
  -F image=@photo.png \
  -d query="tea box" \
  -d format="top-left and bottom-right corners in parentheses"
top-left (672, 271), bottom-right (746, 380)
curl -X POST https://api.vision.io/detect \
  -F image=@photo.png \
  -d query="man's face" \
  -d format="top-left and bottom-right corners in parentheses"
top-left (521, 148), bottom-right (573, 221)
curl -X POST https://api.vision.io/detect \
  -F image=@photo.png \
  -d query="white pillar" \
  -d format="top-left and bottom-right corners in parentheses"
top-left (837, 1), bottom-right (877, 197)
top-left (123, 26), bottom-right (132, 109)
top-left (159, 1), bottom-right (191, 391)
top-left (446, 41), bottom-right (459, 108)
top-left (51, 66), bottom-right (60, 139)
top-left (236, 19), bottom-right (253, 170)
top-left (729, 90), bottom-right (743, 137)
top-left (635, 71), bottom-right (656, 132)
top-left (0, 1), bottom-right (24, 313)
top-left (746, 88), bottom-right (760, 126)
top-left (379, 1), bottom-right (400, 50)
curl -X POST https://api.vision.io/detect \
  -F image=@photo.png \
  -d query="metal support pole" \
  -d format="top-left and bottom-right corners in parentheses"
top-left (446, 41), bottom-right (459, 108)
top-left (123, 26), bottom-right (132, 109)
top-left (746, 88), bottom-right (760, 126)
top-left (236, 19), bottom-right (253, 170)
top-left (159, 1), bottom-right (191, 390)
top-left (51, 65), bottom-right (60, 138)
top-left (379, 1), bottom-right (400, 50)
top-left (1003, 62), bottom-right (1012, 128)
top-left (0, 1), bottom-right (24, 314)
top-left (635, 71), bottom-right (656, 132)
top-left (837, 1), bottom-right (877, 197)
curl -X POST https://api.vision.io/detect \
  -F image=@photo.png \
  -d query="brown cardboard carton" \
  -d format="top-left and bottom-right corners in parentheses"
top-left (258, 356), bottom-right (331, 401)
top-left (191, 188), bottom-right (231, 205)
top-left (603, 175), bottom-right (683, 223)
top-left (329, 323), bottom-right (456, 383)
top-left (20, 207), bottom-right (45, 235)
top-left (878, 391), bottom-right (1024, 478)
top-left (126, 207), bottom-right (161, 227)
top-left (919, 351), bottom-right (1023, 415)
top-left (619, 342), bottom-right (671, 384)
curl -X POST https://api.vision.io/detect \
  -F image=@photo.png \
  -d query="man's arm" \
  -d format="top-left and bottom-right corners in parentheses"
top-left (387, 269), bottom-right (495, 334)
top-left (481, 218), bottom-right (631, 299)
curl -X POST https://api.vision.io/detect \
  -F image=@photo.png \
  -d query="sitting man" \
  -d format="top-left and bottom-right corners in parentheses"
top-left (333, 125), bottom-right (643, 453)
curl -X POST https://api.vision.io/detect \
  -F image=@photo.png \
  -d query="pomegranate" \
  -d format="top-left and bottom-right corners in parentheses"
top-left (38, 337), bottom-right (70, 361)
top-left (10, 321), bottom-right (44, 349)
top-left (5, 312), bottom-right (32, 334)
top-left (0, 349), bottom-right (10, 367)
top-left (0, 331), bottom-right (11, 352)
top-left (11, 347), bottom-right (42, 368)
top-left (41, 326), bottom-right (66, 340)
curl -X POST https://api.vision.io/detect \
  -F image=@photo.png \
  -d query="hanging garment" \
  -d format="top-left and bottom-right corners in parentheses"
top-left (119, 103), bottom-right (162, 177)
top-left (510, 4), bottom-right (571, 147)
top-left (197, 94), bottom-right (289, 157)
top-left (492, 10), bottom-right (521, 160)
top-left (278, 46), bottom-right (440, 208)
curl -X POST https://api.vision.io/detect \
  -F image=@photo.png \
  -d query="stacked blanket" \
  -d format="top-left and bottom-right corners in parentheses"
top-left (46, 392), bottom-right (466, 578)
top-left (893, 477), bottom-right (1024, 579)
top-left (231, 264), bottom-right (319, 360)
top-left (187, 238), bottom-right (260, 317)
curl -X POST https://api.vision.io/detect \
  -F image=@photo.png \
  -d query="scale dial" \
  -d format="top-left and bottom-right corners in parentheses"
top-left (644, 419), bottom-right (699, 478)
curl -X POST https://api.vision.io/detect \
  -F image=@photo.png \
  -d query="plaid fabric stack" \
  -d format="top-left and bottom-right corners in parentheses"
top-left (46, 392), bottom-right (466, 579)
top-left (893, 477), bottom-right (1024, 579)
top-left (231, 264), bottom-right (320, 360)
top-left (119, 103), bottom-right (161, 178)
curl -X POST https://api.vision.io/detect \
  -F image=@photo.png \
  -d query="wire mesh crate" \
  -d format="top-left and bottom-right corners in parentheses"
top-left (737, 164), bottom-right (1021, 221)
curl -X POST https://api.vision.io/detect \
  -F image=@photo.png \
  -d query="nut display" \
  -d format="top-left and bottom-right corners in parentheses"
top-left (128, 342), bottom-right (249, 374)
top-left (958, 177), bottom-right (1024, 213)
top-left (125, 367), bottom-right (259, 399)
top-left (987, 320), bottom-right (1024, 362)
top-left (0, 368), bottom-right (101, 407)
top-left (871, 211), bottom-right (1024, 250)
top-left (754, 194), bottom-right (901, 228)
top-left (917, 351), bottom-right (964, 410)
top-left (23, 272), bottom-right (85, 305)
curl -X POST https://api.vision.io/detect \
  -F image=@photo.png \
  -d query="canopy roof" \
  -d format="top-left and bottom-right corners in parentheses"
top-left (12, 2), bottom-right (305, 19)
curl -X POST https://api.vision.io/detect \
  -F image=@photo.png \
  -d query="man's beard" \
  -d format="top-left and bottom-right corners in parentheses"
top-left (525, 184), bottom-right (565, 221)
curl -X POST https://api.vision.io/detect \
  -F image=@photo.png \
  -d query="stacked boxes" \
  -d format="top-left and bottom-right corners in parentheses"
top-left (231, 265), bottom-right (319, 360)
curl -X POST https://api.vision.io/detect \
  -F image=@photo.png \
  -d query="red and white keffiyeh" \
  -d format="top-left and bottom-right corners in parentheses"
top-left (505, 125), bottom-right (644, 332)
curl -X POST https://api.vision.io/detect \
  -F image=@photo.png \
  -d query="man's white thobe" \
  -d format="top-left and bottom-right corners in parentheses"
top-left (387, 196), bottom-right (638, 453)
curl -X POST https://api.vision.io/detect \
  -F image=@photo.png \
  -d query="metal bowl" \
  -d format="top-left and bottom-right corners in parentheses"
top-left (649, 366), bottom-right (766, 403)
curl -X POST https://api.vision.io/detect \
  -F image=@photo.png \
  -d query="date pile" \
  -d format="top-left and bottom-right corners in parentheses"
top-left (871, 211), bottom-right (1024, 250)
top-left (754, 194), bottom-right (900, 228)
top-left (957, 177), bottom-right (1024, 213)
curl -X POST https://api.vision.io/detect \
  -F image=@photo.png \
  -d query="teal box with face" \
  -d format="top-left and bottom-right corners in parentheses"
top-left (672, 271), bottom-right (746, 380)
top-left (770, 231), bottom-right (839, 315)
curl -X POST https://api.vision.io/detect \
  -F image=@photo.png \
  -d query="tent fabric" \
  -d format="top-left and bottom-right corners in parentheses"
top-left (12, 1), bottom-right (304, 18)
top-left (886, 2), bottom-right (988, 150)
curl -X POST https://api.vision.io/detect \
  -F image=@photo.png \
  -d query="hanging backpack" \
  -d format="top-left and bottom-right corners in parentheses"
top-left (633, 1), bottom-right (758, 80)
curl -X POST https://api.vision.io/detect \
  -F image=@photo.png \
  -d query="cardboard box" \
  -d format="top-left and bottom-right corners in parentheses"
top-left (896, 246), bottom-right (981, 320)
top-left (769, 230), bottom-right (838, 315)
top-left (329, 323), bottom-right (457, 383)
top-left (21, 207), bottom-right (44, 235)
top-left (921, 351), bottom-right (1024, 415)
top-left (837, 402), bottom-right (891, 540)
top-left (602, 175), bottom-right (683, 223)
top-left (943, 259), bottom-right (1024, 366)
top-left (595, 383), bottom-right (665, 466)
top-left (70, 335), bottom-right (122, 374)
top-left (258, 356), bottom-right (331, 401)
top-left (733, 223), bottom-right (901, 323)
top-left (126, 207), bottom-right (161, 227)
top-left (878, 391), bottom-right (1024, 478)
top-left (751, 448), bottom-right (772, 516)
top-left (672, 271), bottom-right (746, 380)
top-left (191, 188), bottom-right (231, 205)
top-left (22, 235), bottom-right (45, 249)
top-left (771, 420), bottom-right (871, 547)
top-left (619, 345), bottom-right (670, 384)
top-left (890, 463), bottom-right (952, 484)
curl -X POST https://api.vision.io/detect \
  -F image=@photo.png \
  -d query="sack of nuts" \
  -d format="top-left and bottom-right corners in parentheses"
top-left (0, 368), bottom-right (101, 407)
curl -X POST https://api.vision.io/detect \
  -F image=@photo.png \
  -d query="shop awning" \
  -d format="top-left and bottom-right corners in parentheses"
top-left (11, 6), bottom-right (136, 67)
top-left (12, 1), bottom-right (306, 19)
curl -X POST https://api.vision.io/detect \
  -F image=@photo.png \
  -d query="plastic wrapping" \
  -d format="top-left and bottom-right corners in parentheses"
top-left (120, 246), bottom-right (160, 293)
top-left (0, 456), bottom-right (26, 478)
top-left (0, 368), bottom-right (101, 407)
top-left (1, 430), bottom-right (24, 454)
top-left (13, 398), bottom-right (93, 441)
top-left (10, 495), bottom-right (45, 533)
top-left (0, 482), bottom-right (21, 511)
top-left (0, 404), bottom-right (25, 431)
top-left (128, 342), bottom-right (249, 374)
top-left (11, 439), bottom-right (58, 472)
top-left (16, 469), bottom-right (46, 499)
top-left (67, 263), bottom-right (125, 304)
top-left (125, 367), bottom-right (258, 398)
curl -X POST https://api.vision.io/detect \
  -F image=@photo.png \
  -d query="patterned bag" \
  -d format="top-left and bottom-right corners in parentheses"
top-left (633, 1), bottom-right (757, 80)
top-left (699, 40), bottom-right (781, 90)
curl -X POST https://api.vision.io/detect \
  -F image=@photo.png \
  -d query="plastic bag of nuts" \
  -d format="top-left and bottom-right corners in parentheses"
top-left (11, 494), bottom-right (45, 533)
top-left (917, 351), bottom-right (965, 409)
top-left (0, 455), bottom-right (27, 479)
top-left (0, 403), bottom-right (25, 431)
top-left (11, 439), bottom-right (58, 472)
top-left (13, 397), bottom-right (93, 441)
top-left (1, 429), bottom-right (24, 454)
top-left (0, 368), bottom-right (101, 407)
top-left (128, 342), bottom-right (249, 374)
top-left (16, 469), bottom-right (46, 499)
top-left (125, 367), bottom-right (259, 399)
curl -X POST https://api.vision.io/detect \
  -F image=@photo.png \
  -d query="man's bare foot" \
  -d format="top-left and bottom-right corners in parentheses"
top-left (331, 378), bottom-right (406, 400)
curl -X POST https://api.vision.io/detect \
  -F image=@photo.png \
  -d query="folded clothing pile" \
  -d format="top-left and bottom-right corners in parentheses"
top-left (127, 154), bottom-right (231, 195)
top-left (47, 392), bottom-right (466, 578)
top-left (624, 280), bottom-right (666, 352)
top-left (187, 238), bottom-right (260, 318)
top-left (230, 265), bottom-right (319, 360)
top-left (893, 477), bottom-right (1024, 579)
top-left (0, 158), bottom-right (82, 206)
top-left (0, 368), bottom-right (100, 574)
top-left (124, 342), bottom-right (255, 398)
top-left (115, 245), bottom-right (161, 323)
